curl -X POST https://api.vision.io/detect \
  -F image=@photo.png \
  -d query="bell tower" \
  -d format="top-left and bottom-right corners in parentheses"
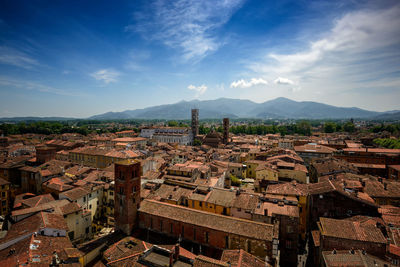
top-left (114, 160), bottom-right (141, 235)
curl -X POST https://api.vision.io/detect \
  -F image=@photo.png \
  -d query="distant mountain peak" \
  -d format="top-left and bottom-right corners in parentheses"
top-left (87, 97), bottom-right (384, 120)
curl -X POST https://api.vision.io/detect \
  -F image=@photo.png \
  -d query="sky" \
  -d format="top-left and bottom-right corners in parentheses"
top-left (0, 0), bottom-right (399, 118)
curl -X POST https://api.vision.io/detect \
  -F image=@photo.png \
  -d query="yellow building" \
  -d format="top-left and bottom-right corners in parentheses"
top-left (102, 181), bottom-right (115, 227)
top-left (187, 187), bottom-right (236, 216)
top-left (244, 160), bottom-right (264, 178)
top-left (244, 160), bottom-right (278, 181)
top-left (0, 178), bottom-right (10, 215)
top-left (69, 146), bottom-right (140, 169)
top-left (255, 165), bottom-right (279, 182)
top-left (266, 182), bottom-right (309, 241)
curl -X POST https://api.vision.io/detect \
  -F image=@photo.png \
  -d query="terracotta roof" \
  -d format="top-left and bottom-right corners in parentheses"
top-left (319, 217), bottom-right (387, 244)
top-left (12, 199), bottom-right (70, 217)
top-left (139, 200), bottom-right (277, 241)
top-left (151, 184), bottom-right (193, 202)
top-left (322, 249), bottom-right (392, 267)
top-left (294, 144), bottom-right (336, 154)
top-left (255, 201), bottom-right (299, 217)
top-left (232, 193), bottom-right (259, 210)
top-left (59, 201), bottom-right (82, 215)
top-left (60, 186), bottom-right (90, 201)
top-left (15, 193), bottom-right (55, 209)
top-left (266, 182), bottom-right (308, 196)
top-left (363, 179), bottom-right (400, 198)
top-left (193, 255), bottom-right (229, 267)
top-left (206, 188), bottom-right (236, 207)
top-left (311, 230), bottom-right (320, 247)
top-left (221, 249), bottom-right (265, 267)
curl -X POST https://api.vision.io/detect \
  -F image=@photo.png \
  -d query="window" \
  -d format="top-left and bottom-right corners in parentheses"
top-left (181, 226), bottom-right (184, 237)
top-left (89, 204), bottom-right (92, 209)
top-left (194, 228), bottom-right (197, 241)
top-left (205, 232), bottom-right (209, 243)
top-left (160, 220), bottom-right (163, 232)
top-left (170, 223), bottom-right (173, 234)
top-left (225, 236), bottom-right (229, 249)
top-left (83, 196), bottom-right (86, 202)
top-left (1, 192), bottom-right (5, 197)
top-left (119, 187), bottom-right (124, 194)
top-left (150, 218), bottom-right (153, 228)
top-left (287, 225), bottom-right (293, 234)
top-left (199, 202), bottom-right (202, 207)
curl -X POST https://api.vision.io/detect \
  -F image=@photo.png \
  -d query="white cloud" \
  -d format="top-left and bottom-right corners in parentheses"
top-left (258, 4), bottom-right (400, 76)
top-left (274, 77), bottom-right (295, 85)
top-left (0, 76), bottom-right (85, 97)
top-left (127, 0), bottom-right (244, 62)
top-left (90, 69), bottom-right (121, 84)
top-left (245, 3), bottom-right (400, 109)
top-left (0, 46), bottom-right (40, 69)
top-left (230, 78), bottom-right (268, 88)
top-left (188, 84), bottom-right (207, 96)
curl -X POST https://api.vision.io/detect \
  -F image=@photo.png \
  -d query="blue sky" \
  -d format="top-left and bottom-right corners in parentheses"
top-left (0, 0), bottom-right (399, 117)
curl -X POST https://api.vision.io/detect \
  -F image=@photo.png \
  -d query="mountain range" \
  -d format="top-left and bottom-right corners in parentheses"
top-left (1, 97), bottom-right (398, 121)
top-left (89, 97), bottom-right (397, 120)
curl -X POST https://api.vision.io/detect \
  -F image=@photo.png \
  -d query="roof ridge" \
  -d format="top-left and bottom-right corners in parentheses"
top-left (238, 249), bottom-right (244, 267)
top-left (106, 251), bottom-right (142, 264)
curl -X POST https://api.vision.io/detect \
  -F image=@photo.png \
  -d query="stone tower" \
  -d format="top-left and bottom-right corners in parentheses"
top-left (223, 118), bottom-right (229, 144)
top-left (191, 109), bottom-right (199, 142)
top-left (114, 160), bottom-right (141, 235)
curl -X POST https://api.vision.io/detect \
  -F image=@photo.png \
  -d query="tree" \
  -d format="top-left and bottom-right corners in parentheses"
top-left (343, 122), bottom-right (355, 133)
top-left (230, 174), bottom-right (242, 186)
top-left (168, 121), bottom-right (178, 127)
top-left (193, 139), bottom-right (202, 146)
top-left (296, 121), bottom-right (312, 136)
top-left (324, 122), bottom-right (336, 133)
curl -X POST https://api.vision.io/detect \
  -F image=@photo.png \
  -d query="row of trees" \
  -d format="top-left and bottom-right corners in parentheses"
top-left (373, 138), bottom-right (400, 149)
top-left (323, 122), bottom-right (356, 133)
top-left (371, 123), bottom-right (400, 134)
top-left (197, 121), bottom-right (313, 136)
top-left (0, 122), bottom-right (90, 136)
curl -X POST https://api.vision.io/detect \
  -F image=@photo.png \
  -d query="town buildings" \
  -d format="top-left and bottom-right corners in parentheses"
top-left (0, 112), bottom-right (399, 266)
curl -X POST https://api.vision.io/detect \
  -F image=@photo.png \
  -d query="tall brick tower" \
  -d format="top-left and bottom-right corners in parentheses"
top-left (114, 160), bottom-right (141, 235)
top-left (223, 118), bottom-right (229, 144)
top-left (191, 109), bottom-right (199, 142)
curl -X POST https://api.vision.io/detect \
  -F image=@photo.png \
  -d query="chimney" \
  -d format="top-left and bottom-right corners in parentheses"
top-left (350, 247), bottom-right (355, 254)
top-left (384, 183), bottom-right (387, 190)
top-left (332, 248), bottom-right (337, 254)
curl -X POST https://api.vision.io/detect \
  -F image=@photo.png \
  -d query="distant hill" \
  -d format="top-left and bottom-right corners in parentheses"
top-left (373, 111), bottom-right (400, 120)
top-left (89, 97), bottom-right (384, 120)
top-left (1, 98), bottom-right (395, 121)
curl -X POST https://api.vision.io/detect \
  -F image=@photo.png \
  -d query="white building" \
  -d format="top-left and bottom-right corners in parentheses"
top-left (140, 127), bottom-right (193, 145)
